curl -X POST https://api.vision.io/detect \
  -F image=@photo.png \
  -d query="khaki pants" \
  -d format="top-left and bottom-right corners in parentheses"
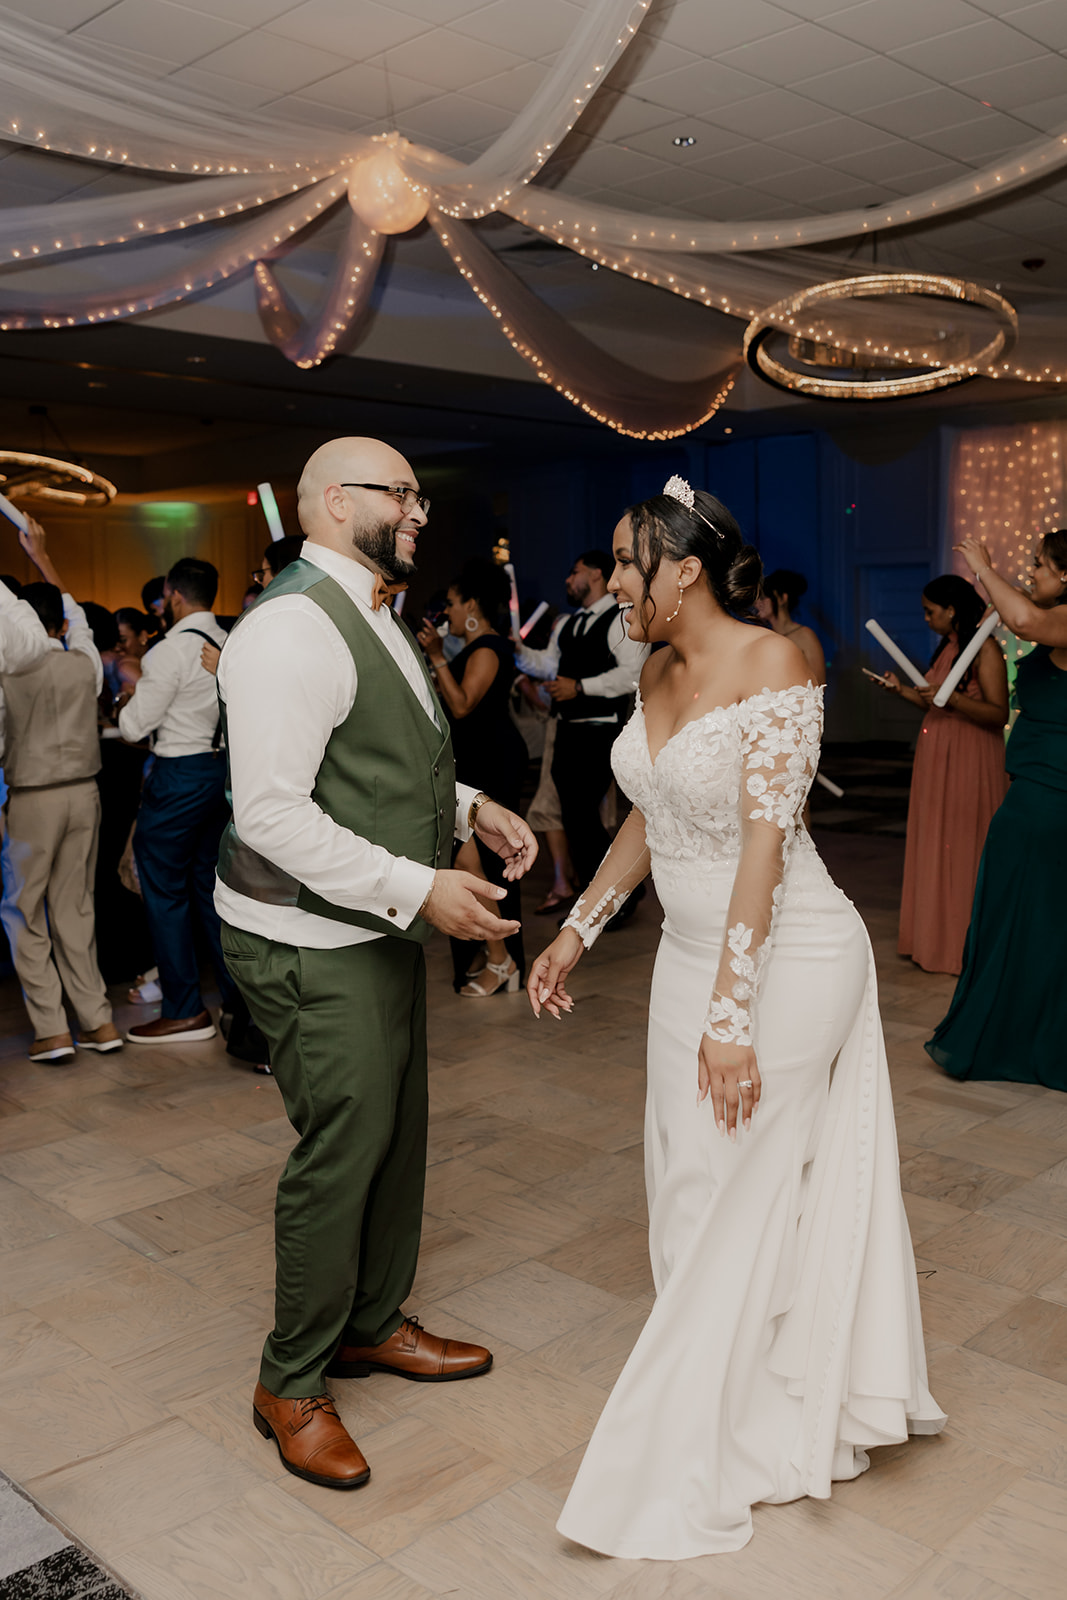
top-left (1, 779), bottom-right (112, 1040)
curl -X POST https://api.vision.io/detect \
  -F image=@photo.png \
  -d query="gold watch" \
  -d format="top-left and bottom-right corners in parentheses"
top-left (467, 791), bottom-right (491, 832)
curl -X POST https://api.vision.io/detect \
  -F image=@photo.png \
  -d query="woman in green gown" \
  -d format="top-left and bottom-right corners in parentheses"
top-left (926, 528), bottom-right (1067, 1091)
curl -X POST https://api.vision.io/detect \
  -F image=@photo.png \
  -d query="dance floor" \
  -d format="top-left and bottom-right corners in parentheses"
top-left (0, 832), bottom-right (1065, 1600)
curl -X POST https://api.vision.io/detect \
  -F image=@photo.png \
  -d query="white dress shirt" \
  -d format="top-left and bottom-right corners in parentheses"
top-left (0, 593), bottom-right (102, 758)
top-left (515, 593), bottom-right (648, 723)
top-left (215, 541), bottom-right (479, 950)
top-left (118, 611), bottom-right (228, 755)
top-left (0, 579), bottom-right (49, 676)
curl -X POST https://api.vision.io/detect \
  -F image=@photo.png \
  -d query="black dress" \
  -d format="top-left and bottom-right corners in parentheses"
top-left (445, 634), bottom-right (529, 987)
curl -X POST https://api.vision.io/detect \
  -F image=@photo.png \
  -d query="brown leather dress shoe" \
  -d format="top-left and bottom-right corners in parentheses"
top-left (327, 1315), bottom-right (492, 1383)
top-left (252, 1383), bottom-right (370, 1489)
top-left (29, 1032), bottom-right (75, 1064)
top-left (126, 1010), bottom-right (216, 1045)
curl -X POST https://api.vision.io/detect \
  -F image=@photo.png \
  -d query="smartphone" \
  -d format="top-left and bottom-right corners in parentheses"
top-left (862, 667), bottom-right (891, 687)
top-left (0, 490), bottom-right (28, 534)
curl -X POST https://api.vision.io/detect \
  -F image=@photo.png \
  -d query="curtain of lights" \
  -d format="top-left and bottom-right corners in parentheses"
top-left (951, 422), bottom-right (1066, 585)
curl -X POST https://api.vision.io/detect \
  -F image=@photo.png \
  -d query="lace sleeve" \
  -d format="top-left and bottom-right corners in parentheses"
top-left (562, 807), bottom-right (650, 949)
top-left (704, 684), bottom-right (822, 1046)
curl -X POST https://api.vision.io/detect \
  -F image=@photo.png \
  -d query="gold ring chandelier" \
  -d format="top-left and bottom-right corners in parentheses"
top-left (0, 450), bottom-right (117, 507)
top-left (743, 274), bottom-right (1019, 401)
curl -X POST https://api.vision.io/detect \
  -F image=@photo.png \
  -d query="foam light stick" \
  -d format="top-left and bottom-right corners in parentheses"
top-left (503, 562), bottom-right (521, 639)
top-left (519, 599), bottom-right (549, 639)
top-left (0, 489), bottom-right (28, 533)
top-left (864, 618), bottom-right (929, 688)
top-left (933, 610), bottom-right (1001, 707)
top-left (257, 482), bottom-right (284, 542)
top-left (815, 773), bottom-right (845, 798)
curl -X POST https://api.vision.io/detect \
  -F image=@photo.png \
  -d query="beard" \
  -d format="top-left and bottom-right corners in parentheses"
top-left (351, 512), bottom-right (414, 582)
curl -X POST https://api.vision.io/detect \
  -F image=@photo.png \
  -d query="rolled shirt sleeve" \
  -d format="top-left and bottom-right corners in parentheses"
top-left (118, 634), bottom-right (181, 745)
top-left (0, 580), bottom-right (49, 675)
top-left (62, 595), bottom-right (103, 695)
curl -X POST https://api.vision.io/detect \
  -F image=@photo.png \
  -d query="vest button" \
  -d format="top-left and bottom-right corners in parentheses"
top-left (387, 907), bottom-right (398, 918)
top-left (439, 807), bottom-right (444, 817)
top-left (433, 764), bottom-right (440, 775)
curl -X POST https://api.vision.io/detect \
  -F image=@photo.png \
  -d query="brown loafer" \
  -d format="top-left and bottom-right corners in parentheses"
top-left (252, 1383), bottom-right (370, 1490)
top-left (327, 1315), bottom-right (492, 1383)
top-left (78, 1022), bottom-right (123, 1054)
top-left (29, 1032), bottom-right (75, 1064)
top-left (126, 1010), bottom-right (216, 1045)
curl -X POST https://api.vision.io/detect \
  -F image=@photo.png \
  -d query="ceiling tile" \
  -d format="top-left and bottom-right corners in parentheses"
top-left (167, 0), bottom-right (297, 22)
top-left (918, 110), bottom-right (1035, 160)
top-left (191, 31), bottom-right (341, 91)
top-left (553, 142), bottom-right (672, 188)
top-left (698, 142), bottom-right (814, 184)
top-left (1003, 0), bottom-right (1067, 50)
top-left (825, 0), bottom-right (987, 52)
top-left (397, 93), bottom-right (514, 147)
top-left (0, 0), bottom-right (114, 25)
top-left (84, 39), bottom-right (176, 78)
top-left (373, 29), bottom-right (524, 93)
top-left (796, 55), bottom-right (936, 113)
top-left (613, 31), bottom-right (701, 87)
top-left (450, 0), bottom-right (584, 59)
top-left (466, 61), bottom-right (549, 113)
top-left (312, 62), bottom-right (437, 117)
top-left (769, 0), bottom-right (876, 16)
top-left (1018, 92), bottom-right (1067, 132)
top-left (0, 177), bottom-right (64, 205)
top-left (257, 96), bottom-right (371, 131)
top-left (859, 86), bottom-right (992, 138)
top-left (955, 56), bottom-right (1067, 110)
top-left (74, 0), bottom-right (244, 65)
top-left (891, 19), bottom-right (1046, 79)
top-left (719, 23), bottom-right (870, 85)
top-left (764, 115), bottom-right (895, 162)
top-left (656, 0), bottom-right (798, 53)
top-left (828, 141), bottom-right (968, 184)
top-left (879, 157), bottom-right (971, 191)
top-left (610, 165), bottom-right (733, 205)
top-left (755, 167), bottom-right (886, 203)
top-left (384, 0), bottom-right (503, 20)
top-left (636, 60), bottom-right (770, 115)
top-left (575, 92), bottom-right (680, 144)
top-left (168, 64), bottom-right (278, 108)
top-left (702, 89), bottom-right (840, 139)
top-left (265, 0), bottom-right (430, 57)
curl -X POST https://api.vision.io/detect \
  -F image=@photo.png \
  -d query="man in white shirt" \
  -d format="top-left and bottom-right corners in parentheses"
top-left (0, 521), bottom-right (119, 1063)
top-left (516, 550), bottom-right (648, 892)
top-left (118, 557), bottom-right (234, 1043)
top-left (216, 436), bottom-right (537, 1491)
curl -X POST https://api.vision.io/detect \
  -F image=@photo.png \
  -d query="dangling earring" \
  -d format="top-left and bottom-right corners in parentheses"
top-left (666, 581), bottom-right (685, 623)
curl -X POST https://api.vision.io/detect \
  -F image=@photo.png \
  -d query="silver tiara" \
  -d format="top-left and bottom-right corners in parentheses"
top-left (662, 474), bottom-right (720, 538)
top-left (662, 475), bottom-right (694, 511)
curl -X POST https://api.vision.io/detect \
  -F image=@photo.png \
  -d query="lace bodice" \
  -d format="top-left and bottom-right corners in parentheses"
top-left (564, 683), bottom-right (823, 1046)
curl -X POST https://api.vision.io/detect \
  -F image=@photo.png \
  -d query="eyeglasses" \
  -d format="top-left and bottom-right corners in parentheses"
top-left (341, 482), bottom-right (430, 515)
top-left (250, 569), bottom-right (267, 584)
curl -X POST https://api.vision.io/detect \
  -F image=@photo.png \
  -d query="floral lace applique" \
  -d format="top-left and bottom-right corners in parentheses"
top-left (563, 883), bottom-right (632, 950)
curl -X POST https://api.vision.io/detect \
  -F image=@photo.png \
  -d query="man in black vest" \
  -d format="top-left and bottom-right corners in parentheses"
top-left (518, 550), bottom-right (648, 892)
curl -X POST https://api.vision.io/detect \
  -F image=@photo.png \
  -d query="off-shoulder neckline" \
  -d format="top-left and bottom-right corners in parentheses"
top-left (636, 681), bottom-right (821, 769)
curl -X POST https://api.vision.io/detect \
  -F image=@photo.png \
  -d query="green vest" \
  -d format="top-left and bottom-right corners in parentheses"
top-left (216, 557), bottom-right (456, 944)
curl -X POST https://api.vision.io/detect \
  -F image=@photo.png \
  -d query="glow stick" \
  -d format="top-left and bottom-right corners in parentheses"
top-left (0, 490), bottom-right (28, 533)
top-left (257, 482), bottom-right (284, 542)
top-left (392, 589), bottom-right (406, 616)
top-left (933, 610), bottom-right (1000, 707)
top-left (815, 773), bottom-right (844, 798)
top-left (864, 618), bottom-right (928, 688)
top-left (503, 562), bottom-right (521, 638)
top-left (519, 600), bottom-right (549, 639)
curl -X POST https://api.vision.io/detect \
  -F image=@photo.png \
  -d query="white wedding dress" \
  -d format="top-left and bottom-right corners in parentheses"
top-left (557, 683), bottom-right (945, 1561)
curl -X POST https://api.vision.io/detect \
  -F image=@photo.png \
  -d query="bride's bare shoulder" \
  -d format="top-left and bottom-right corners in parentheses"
top-left (736, 623), bottom-right (812, 693)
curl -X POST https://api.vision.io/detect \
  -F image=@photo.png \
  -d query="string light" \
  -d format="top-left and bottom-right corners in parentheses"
top-left (742, 275), bottom-right (1018, 400)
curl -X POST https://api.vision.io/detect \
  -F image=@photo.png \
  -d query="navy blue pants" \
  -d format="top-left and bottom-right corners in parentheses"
top-left (133, 753), bottom-right (236, 1019)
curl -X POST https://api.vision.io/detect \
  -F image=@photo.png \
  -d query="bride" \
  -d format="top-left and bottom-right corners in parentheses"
top-left (528, 478), bottom-right (944, 1561)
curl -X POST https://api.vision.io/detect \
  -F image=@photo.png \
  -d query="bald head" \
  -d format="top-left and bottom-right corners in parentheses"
top-left (296, 436), bottom-right (427, 580)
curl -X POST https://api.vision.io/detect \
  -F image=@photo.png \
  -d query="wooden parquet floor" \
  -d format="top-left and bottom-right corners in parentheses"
top-left (1, 833), bottom-right (1065, 1600)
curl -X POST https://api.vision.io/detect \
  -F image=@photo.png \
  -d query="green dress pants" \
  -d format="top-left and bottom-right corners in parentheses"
top-left (221, 924), bottom-right (428, 1398)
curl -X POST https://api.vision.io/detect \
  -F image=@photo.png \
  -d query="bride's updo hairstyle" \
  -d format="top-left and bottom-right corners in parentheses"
top-left (624, 484), bottom-right (762, 621)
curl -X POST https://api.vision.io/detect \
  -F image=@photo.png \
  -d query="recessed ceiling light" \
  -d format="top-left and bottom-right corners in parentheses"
top-left (186, 354), bottom-right (207, 364)
top-left (590, 261), bottom-right (599, 270)
top-left (672, 135), bottom-right (696, 147)
top-left (723, 426), bottom-right (733, 434)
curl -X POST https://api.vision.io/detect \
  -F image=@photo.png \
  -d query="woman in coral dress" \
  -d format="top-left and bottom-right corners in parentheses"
top-left (880, 575), bottom-right (1008, 975)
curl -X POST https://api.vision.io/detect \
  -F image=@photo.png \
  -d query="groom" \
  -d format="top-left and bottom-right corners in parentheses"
top-left (215, 437), bottom-right (537, 1489)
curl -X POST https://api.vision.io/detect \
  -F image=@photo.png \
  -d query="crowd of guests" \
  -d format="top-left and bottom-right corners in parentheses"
top-left (0, 507), bottom-right (1063, 1096)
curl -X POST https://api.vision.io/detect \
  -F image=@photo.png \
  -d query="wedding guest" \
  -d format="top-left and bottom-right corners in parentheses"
top-left (754, 568), bottom-right (826, 686)
top-left (516, 550), bottom-right (647, 893)
top-left (927, 530), bottom-right (1067, 1090)
top-left (0, 521), bottom-right (120, 1062)
top-left (878, 575), bottom-right (1008, 975)
top-left (417, 558), bottom-right (529, 995)
top-left (201, 534), bottom-right (306, 677)
top-left (118, 557), bottom-right (235, 1043)
top-left (141, 576), bottom-right (166, 628)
